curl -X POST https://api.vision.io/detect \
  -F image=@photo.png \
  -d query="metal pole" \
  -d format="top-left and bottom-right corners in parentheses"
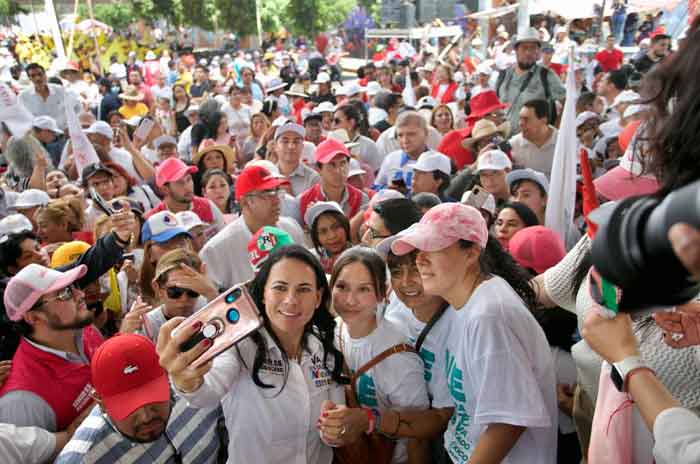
top-left (517, 0), bottom-right (530, 37)
top-left (478, 0), bottom-right (491, 59)
top-left (598, 0), bottom-right (607, 45)
top-left (255, 0), bottom-right (263, 48)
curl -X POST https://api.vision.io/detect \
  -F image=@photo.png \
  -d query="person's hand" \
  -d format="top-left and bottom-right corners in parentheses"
top-left (582, 311), bottom-right (640, 363)
top-left (119, 296), bottom-right (152, 334)
top-left (34, 148), bottom-right (48, 170)
top-left (168, 263), bottom-right (218, 301)
top-left (59, 184), bottom-right (81, 197)
top-left (117, 127), bottom-right (134, 152)
top-left (120, 258), bottom-right (139, 283)
top-left (557, 384), bottom-right (575, 417)
top-left (156, 317), bottom-right (214, 393)
top-left (653, 302), bottom-right (700, 349)
top-left (319, 405), bottom-right (369, 446)
top-left (0, 360), bottom-right (11, 387)
top-left (110, 207), bottom-right (136, 245)
top-left (669, 223), bottom-right (700, 280)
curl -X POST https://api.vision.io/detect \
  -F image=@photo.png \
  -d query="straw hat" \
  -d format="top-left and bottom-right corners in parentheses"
top-left (119, 85), bottom-right (144, 102)
top-left (193, 138), bottom-right (235, 167)
top-left (463, 119), bottom-right (509, 149)
top-left (285, 83), bottom-right (308, 98)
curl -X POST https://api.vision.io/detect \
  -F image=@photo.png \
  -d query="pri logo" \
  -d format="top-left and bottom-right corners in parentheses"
top-left (123, 364), bottom-right (139, 375)
top-left (257, 231), bottom-right (277, 252)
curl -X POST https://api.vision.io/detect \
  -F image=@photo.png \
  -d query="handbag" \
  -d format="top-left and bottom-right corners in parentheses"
top-left (333, 323), bottom-right (415, 464)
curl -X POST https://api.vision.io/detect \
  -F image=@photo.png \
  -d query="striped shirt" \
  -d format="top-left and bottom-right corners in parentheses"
top-left (55, 394), bottom-right (222, 464)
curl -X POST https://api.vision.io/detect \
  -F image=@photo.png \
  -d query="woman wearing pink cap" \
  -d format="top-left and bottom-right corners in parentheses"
top-left (391, 203), bottom-right (558, 463)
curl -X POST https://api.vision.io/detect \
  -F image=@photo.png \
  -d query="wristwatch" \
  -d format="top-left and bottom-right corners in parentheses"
top-left (610, 356), bottom-right (650, 392)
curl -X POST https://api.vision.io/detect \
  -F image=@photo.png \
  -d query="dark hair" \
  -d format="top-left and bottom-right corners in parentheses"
top-left (374, 92), bottom-right (401, 112)
top-left (460, 236), bottom-right (538, 310)
top-left (25, 63), bottom-right (44, 74)
top-left (201, 168), bottom-right (237, 214)
top-left (608, 69), bottom-right (628, 91)
top-left (310, 211), bottom-right (350, 256)
top-left (335, 104), bottom-right (362, 134)
top-left (0, 231), bottom-right (39, 276)
top-left (498, 202), bottom-right (540, 226)
top-left (373, 198), bottom-right (422, 235)
top-left (643, 17), bottom-right (700, 194)
top-left (510, 179), bottom-right (547, 198)
top-left (261, 99), bottom-right (278, 118)
top-left (191, 109), bottom-right (225, 151)
top-left (522, 99), bottom-right (550, 121)
top-left (247, 245), bottom-right (345, 389)
top-left (651, 33), bottom-right (671, 43)
top-left (412, 192), bottom-right (442, 210)
top-left (329, 247), bottom-right (387, 303)
top-left (576, 92), bottom-right (597, 113)
top-left (195, 64), bottom-right (207, 73)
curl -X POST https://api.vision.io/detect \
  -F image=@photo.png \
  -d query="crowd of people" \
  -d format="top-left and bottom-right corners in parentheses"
top-left (0, 10), bottom-right (698, 464)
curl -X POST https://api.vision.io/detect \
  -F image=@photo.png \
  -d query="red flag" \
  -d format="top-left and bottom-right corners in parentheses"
top-left (579, 148), bottom-right (599, 238)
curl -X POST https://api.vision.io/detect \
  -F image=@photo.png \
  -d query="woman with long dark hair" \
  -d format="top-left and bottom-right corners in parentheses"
top-left (333, 104), bottom-right (381, 173)
top-left (158, 245), bottom-right (346, 464)
top-left (391, 203), bottom-right (558, 463)
top-left (173, 84), bottom-right (192, 134)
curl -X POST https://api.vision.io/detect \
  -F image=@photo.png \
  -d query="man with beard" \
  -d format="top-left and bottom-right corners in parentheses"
top-left (495, 28), bottom-right (565, 134)
top-left (145, 158), bottom-right (225, 232)
top-left (632, 32), bottom-right (671, 74)
top-left (0, 264), bottom-right (102, 433)
top-left (55, 333), bottom-right (222, 463)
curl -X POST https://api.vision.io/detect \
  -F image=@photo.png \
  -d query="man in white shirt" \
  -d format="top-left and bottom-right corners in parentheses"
top-left (84, 121), bottom-right (155, 182)
top-left (376, 111), bottom-right (431, 191)
top-left (19, 63), bottom-right (80, 131)
top-left (509, 99), bottom-right (558, 178)
top-left (177, 105), bottom-right (199, 162)
top-left (375, 123), bottom-right (442, 159)
top-left (275, 123), bottom-right (320, 196)
top-left (200, 164), bottom-right (304, 289)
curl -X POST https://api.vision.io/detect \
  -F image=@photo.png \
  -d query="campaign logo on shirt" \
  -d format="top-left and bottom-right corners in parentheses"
top-left (260, 357), bottom-right (286, 376)
top-left (446, 349), bottom-right (473, 462)
top-left (419, 348), bottom-right (436, 383)
top-left (356, 373), bottom-right (378, 408)
top-left (309, 353), bottom-right (333, 388)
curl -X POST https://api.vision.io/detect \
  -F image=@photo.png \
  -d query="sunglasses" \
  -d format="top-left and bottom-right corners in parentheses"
top-left (35, 285), bottom-right (77, 308)
top-left (166, 286), bottom-right (199, 299)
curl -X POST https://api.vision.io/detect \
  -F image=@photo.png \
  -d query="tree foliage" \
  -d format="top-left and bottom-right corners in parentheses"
top-left (0, 0), bottom-right (27, 19)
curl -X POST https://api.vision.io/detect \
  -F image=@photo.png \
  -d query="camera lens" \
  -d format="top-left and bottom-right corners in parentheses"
top-left (227, 308), bottom-right (240, 323)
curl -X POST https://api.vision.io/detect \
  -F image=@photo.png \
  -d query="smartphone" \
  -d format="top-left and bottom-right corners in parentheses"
top-left (133, 117), bottom-right (154, 141)
top-left (173, 285), bottom-right (263, 368)
top-left (89, 187), bottom-right (115, 216)
top-left (468, 186), bottom-right (490, 206)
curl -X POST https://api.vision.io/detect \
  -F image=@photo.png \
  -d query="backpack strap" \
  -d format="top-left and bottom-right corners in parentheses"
top-left (414, 303), bottom-right (449, 354)
top-left (495, 69), bottom-right (507, 98)
top-left (540, 66), bottom-right (551, 100)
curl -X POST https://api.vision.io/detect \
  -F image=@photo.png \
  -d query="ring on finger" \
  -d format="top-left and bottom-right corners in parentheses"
top-left (339, 425), bottom-right (347, 438)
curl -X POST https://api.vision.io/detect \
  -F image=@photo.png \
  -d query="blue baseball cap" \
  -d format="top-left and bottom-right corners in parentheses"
top-left (141, 211), bottom-right (191, 244)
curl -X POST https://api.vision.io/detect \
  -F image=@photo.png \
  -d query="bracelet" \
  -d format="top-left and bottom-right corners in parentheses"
top-left (363, 408), bottom-right (374, 435)
top-left (113, 231), bottom-right (132, 248)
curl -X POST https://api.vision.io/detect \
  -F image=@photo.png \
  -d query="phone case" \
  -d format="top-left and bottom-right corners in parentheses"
top-left (133, 118), bottom-right (154, 141)
top-left (173, 285), bottom-right (263, 368)
top-left (89, 187), bottom-right (114, 216)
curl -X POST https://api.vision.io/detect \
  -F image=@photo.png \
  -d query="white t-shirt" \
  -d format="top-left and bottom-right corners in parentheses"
top-left (336, 318), bottom-right (430, 464)
top-left (383, 293), bottom-right (453, 408)
top-left (441, 276), bottom-right (558, 464)
top-left (221, 103), bottom-right (252, 141)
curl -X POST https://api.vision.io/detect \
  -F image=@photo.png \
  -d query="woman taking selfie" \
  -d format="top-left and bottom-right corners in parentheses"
top-left (391, 203), bottom-right (558, 463)
top-left (158, 245), bottom-right (346, 463)
top-left (320, 247), bottom-right (430, 463)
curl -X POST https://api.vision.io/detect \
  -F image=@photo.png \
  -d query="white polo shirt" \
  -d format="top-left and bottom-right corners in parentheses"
top-left (19, 84), bottom-right (81, 130)
top-left (508, 127), bottom-right (558, 179)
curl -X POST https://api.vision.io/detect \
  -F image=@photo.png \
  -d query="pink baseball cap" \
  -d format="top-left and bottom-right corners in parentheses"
top-left (156, 158), bottom-right (198, 188)
top-left (315, 138), bottom-right (350, 164)
top-left (4, 263), bottom-right (87, 321)
top-left (593, 136), bottom-right (659, 201)
top-left (391, 203), bottom-right (488, 255)
top-left (508, 226), bottom-right (565, 274)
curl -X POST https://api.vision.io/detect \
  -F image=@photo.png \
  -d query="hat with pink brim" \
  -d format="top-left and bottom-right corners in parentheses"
top-left (391, 203), bottom-right (488, 256)
top-left (593, 135), bottom-right (659, 201)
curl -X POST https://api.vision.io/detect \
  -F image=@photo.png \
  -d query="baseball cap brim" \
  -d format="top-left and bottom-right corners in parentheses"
top-left (13, 265), bottom-right (88, 321)
top-left (149, 227), bottom-right (191, 244)
top-left (391, 223), bottom-right (459, 256)
top-left (593, 167), bottom-right (659, 201)
top-left (158, 165), bottom-right (198, 188)
top-left (101, 372), bottom-right (170, 421)
top-left (248, 177), bottom-right (287, 196)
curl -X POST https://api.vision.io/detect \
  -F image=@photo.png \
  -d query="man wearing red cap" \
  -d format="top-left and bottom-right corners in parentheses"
top-left (146, 158), bottom-right (225, 232)
top-left (55, 334), bottom-right (222, 463)
top-left (199, 164), bottom-right (304, 289)
top-left (298, 138), bottom-right (368, 226)
top-left (437, 90), bottom-right (510, 170)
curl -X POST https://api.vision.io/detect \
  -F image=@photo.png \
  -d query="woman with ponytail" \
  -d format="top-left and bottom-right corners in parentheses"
top-left (390, 202), bottom-right (558, 464)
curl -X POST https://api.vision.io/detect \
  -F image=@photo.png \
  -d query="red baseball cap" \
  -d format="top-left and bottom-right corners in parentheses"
top-left (315, 138), bottom-right (350, 164)
top-left (508, 226), bottom-right (565, 274)
top-left (91, 334), bottom-right (170, 421)
top-left (235, 165), bottom-right (286, 201)
top-left (156, 158), bottom-right (197, 188)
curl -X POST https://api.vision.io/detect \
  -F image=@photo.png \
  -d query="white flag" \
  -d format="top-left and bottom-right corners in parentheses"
top-left (545, 46), bottom-right (578, 244)
top-left (0, 83), bottom-right (34, 137)
top-left (65, 93), bottom-right (99, 178)
top-left (402, 65), bottom-right (416, 107)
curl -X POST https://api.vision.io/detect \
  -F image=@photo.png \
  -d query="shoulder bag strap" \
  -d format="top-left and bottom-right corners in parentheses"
top-left (414, 303), bottom-right (449, 354)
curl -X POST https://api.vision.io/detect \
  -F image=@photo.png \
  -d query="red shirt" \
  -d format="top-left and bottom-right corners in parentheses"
top-left (595, 49), bottom-right (624, 72)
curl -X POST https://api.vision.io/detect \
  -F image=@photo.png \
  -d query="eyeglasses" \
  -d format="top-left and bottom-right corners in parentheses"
top-left (37, 285), bottom-right (77, 307)
top-left (166, 286), bottom-right (200, 299)
top-left (365, 227), bottom-right (390, 242)
top-left (248, 188), bottom-right (282, 199)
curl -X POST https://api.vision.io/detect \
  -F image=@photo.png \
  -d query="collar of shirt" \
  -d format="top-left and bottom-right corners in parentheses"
top-left (23, 332), bottom-right (88, 363)
top-left (282, 162), bottom-right (307, 179)
top-left (319, 184), bottom-right (348, 206)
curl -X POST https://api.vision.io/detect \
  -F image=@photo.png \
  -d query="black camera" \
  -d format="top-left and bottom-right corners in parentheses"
top-left (591, 180), bottom-right (700, 310)
top-left (491, 136), bottom-right (511, 154)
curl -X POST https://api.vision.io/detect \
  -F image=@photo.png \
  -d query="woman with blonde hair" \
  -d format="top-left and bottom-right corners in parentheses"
top-left (35, 196), bottom-right (86, 247)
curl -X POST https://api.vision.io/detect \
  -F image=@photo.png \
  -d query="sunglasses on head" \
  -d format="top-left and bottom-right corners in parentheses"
top-left (166, 286), bottom-right (199, 299)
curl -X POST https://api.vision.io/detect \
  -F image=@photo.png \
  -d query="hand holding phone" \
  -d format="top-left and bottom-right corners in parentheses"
top-left (172, 285), bottom-right (263, 368)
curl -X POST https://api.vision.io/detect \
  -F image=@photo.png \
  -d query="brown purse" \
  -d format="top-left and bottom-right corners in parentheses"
top-left (333, 323), bottom-right (415, 464)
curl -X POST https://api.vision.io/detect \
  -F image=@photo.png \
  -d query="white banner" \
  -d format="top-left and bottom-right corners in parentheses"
top-left (65, 93), bottom-right (99, 178)
top-left (44, 0), bottom-right (66, 59)
top-left (0, 84), bottom-right (34, 137)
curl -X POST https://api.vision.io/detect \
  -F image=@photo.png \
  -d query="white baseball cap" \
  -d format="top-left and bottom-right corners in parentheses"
top-left (14, 189), bottom-right (50, 209)
top-left (506, 168), bottom-right (550, 194)
top-left (343, 82), bottom-right (366, 97)
top-left (347, 158), bottom-right (367, 178)
top-left (612, 90), bottom-right (640, 108)
top-left (184, 105), bottom-right (200, 117)
top-left (475, 149), bottom-right (512, 173)
top-left (623, 104), bottom-right (647, 119)
top-left (154, 135), bottom-right (177, 150)
top-left (0, 214), bottom-right (33, 241)
top-left (304, 201), bottom-right (344, 227)
top-left (274, 122), bottom-right (305, 140)
top-left (417, 96), bottom-right (437, 110)
top-left (175, 211), bottom-right (205, 231)
top-left (85, 121), bottom-right (114, 141)
top-left (32, 116), bottom-right (63, 135)
top-left (314, 72), bottom-right (331, 84)
top-left (413, 151), bottom-right (451, 176)
top-left (313, 101), bottom-right (336, 114)
top-left (575, 111), bottom-right (601, 128)
top-left (476, 62), bottom-right (492, 75)
top-left (366, 81), bottom-right (382, 96)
